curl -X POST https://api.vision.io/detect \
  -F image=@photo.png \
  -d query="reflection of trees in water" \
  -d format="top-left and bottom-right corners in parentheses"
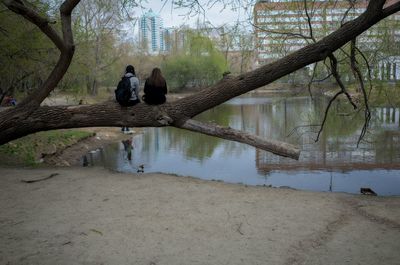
top-left (140, 104), bottom-right (248, 161)
top-left (256, 97), bottom-right (400, 172)
top-left (138, 96), bottom-right (400, 169)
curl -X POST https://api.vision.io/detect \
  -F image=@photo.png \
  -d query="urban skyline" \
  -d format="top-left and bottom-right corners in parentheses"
top-left (137, 0), bottom-right (399, 81)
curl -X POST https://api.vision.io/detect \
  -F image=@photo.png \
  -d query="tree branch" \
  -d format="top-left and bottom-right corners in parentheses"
top-left (179, 119), bottom-right (300, 160)
top-left (315, 91), bottom-right (342, 142)
top-left (4, 0), bottom-right (80, 109)
top-left (303, 0), bottom-right (316, 42)
top-left (350, 39), bottom-right (371, 146)
top-left (250, 21), bottom-right (313, 40)
top-left (382, 1), bottom-right (400, 17)
top-left (175, 0), bottom-right (397, 119)
top-left (328, 53), bottom-right (357, 109)
top-left (2, 0), bottom-right (65, 51)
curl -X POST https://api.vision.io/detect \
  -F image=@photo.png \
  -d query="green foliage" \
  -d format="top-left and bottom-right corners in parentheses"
top-left (162, 31), bottom-right (228, 91)
top-left (0, 130), bottom-right (93, 166)
top-left (0, 3), bottom-right (56, 98)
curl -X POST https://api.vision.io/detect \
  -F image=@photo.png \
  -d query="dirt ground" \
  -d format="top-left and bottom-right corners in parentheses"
top-left (0, 167), bottom-right (399, 265)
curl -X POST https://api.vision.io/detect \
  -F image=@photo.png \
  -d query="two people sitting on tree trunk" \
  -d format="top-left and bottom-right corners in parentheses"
top-left (117, 66), bottom-right (167, 132)
top-left (142, 68), bottom-right (168, 105)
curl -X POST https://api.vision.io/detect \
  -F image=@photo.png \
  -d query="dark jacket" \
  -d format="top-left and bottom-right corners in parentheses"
top-left (143, 79), bottom-right (167, 105)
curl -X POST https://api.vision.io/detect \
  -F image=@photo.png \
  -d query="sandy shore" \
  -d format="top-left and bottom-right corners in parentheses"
top-left (0, 167), bottom-right (399, 265)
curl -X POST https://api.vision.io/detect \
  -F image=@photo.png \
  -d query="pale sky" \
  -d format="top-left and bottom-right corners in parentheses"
top-left (135, 0), bottom-right (252, 28)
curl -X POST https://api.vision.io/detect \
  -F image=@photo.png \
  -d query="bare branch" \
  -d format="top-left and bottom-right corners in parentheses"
top-left (340, 0), bottom-right (355, 26)
top-left (312, 73), bottom-right (333, 83)
top-left (179, 119), bottom-right (300, 160)
top-left (382, 1), bottom-right (400, 16)
top-left (303, 0), bottom-right (316, 42)
top-left (286, 124), bottom-right (321, 138)
top-left (368, 0), bottom-right (389, 12)
top-left (354, 46), bottom-right (372, 80)
top-left (328, 53), bottom-right (358, 109)
top-left (350, 39), bottom-right (371, 146)
top-left (250, 21), bottom-right (313, 40)
top-left (307, 62), bottom-right (318, 99)
top-left (315, 91), bottom-right (342, 142)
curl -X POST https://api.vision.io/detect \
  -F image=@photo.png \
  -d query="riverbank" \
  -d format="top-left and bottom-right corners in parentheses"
top-left (1, 166), bottom-right (399, 265)
top-left (0, 127), bottom-right (140, 167)
top-left (42, 127), bottom-right (141, 166)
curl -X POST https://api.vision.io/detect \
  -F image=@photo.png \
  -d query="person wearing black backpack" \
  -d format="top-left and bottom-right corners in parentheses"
top-left (117, 65), bottom-right (140, 132)
top-left (118, 65), bottom-right (140, 106)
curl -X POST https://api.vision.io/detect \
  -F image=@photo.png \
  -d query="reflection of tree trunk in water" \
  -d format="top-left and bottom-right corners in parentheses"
top-left (389, 132), bottom-right (394, 163)
top-left (241, 105), bottom-right (246, 131)
top-left (391, 107), bottom-right (396, 123)
top-left (320, 97), bottom-right (327, 165)
top-left (386, 107), bottom-right (390, 122)
top-left (322, 122), bottom-right (327, 166)
top-left (284, 99), bottom-right (287, 135)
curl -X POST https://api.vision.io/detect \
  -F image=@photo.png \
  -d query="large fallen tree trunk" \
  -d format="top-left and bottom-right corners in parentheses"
top-left (0, 0), bottom-right (399, 160)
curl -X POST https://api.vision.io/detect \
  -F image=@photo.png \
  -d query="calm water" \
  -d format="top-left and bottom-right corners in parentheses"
top-left (88, 96), bottom-right (400, 195)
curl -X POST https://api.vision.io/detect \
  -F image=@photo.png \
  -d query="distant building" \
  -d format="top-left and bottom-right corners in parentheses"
top-left (253, 0), bottom-right (400, 80)
top-left (161, 27), bottom-right (188, 54)
top-left (139, 9), bottom-right (164, 54)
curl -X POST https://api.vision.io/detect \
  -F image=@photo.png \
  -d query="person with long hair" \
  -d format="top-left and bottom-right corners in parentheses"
top-left (143, 67), bottom-right (167, 105)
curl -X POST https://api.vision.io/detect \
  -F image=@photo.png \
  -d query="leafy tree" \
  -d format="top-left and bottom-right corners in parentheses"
top-left (162, 31), bottom-right (228, 90)
top-left (0, 1), bottom-right (56, 101)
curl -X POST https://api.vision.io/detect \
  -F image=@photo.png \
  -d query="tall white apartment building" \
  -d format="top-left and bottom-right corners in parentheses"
top-left (139, 9), bottom-right (165, 54)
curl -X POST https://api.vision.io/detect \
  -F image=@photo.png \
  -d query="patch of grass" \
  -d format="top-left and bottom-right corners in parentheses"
top-left (0, 130), bottom-right (93, 166)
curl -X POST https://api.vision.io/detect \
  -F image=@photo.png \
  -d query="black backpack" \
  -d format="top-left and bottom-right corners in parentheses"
top-left (115, 76), bottom-right (132, 106)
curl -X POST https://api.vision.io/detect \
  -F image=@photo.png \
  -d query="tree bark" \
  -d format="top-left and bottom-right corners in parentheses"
top-left (1, 0), bottom-right (399, 160)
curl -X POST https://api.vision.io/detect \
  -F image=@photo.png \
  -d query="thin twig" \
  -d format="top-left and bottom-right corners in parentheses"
top-left (315, 91), bottom-right (342, 142)
top-left (307, 62), bottom-right (318, 99)
top-left (304, 0), bottom-right (316, 42)
top-left (21, 173), bottom-right (59, 183)
top-left (286, 124), bottom-right (321, 138)
top-left (236, 222), bottom-right (244, 235)
top-left (328, 53), bottom-right (358, 109)
top-left (312, 73), bottom-right (333, 83)
top-left (350, 39), bottom-right (371, 146)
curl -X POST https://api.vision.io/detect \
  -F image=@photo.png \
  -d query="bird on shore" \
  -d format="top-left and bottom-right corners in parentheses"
top-left (137, 164), bottom-right (144, 173)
